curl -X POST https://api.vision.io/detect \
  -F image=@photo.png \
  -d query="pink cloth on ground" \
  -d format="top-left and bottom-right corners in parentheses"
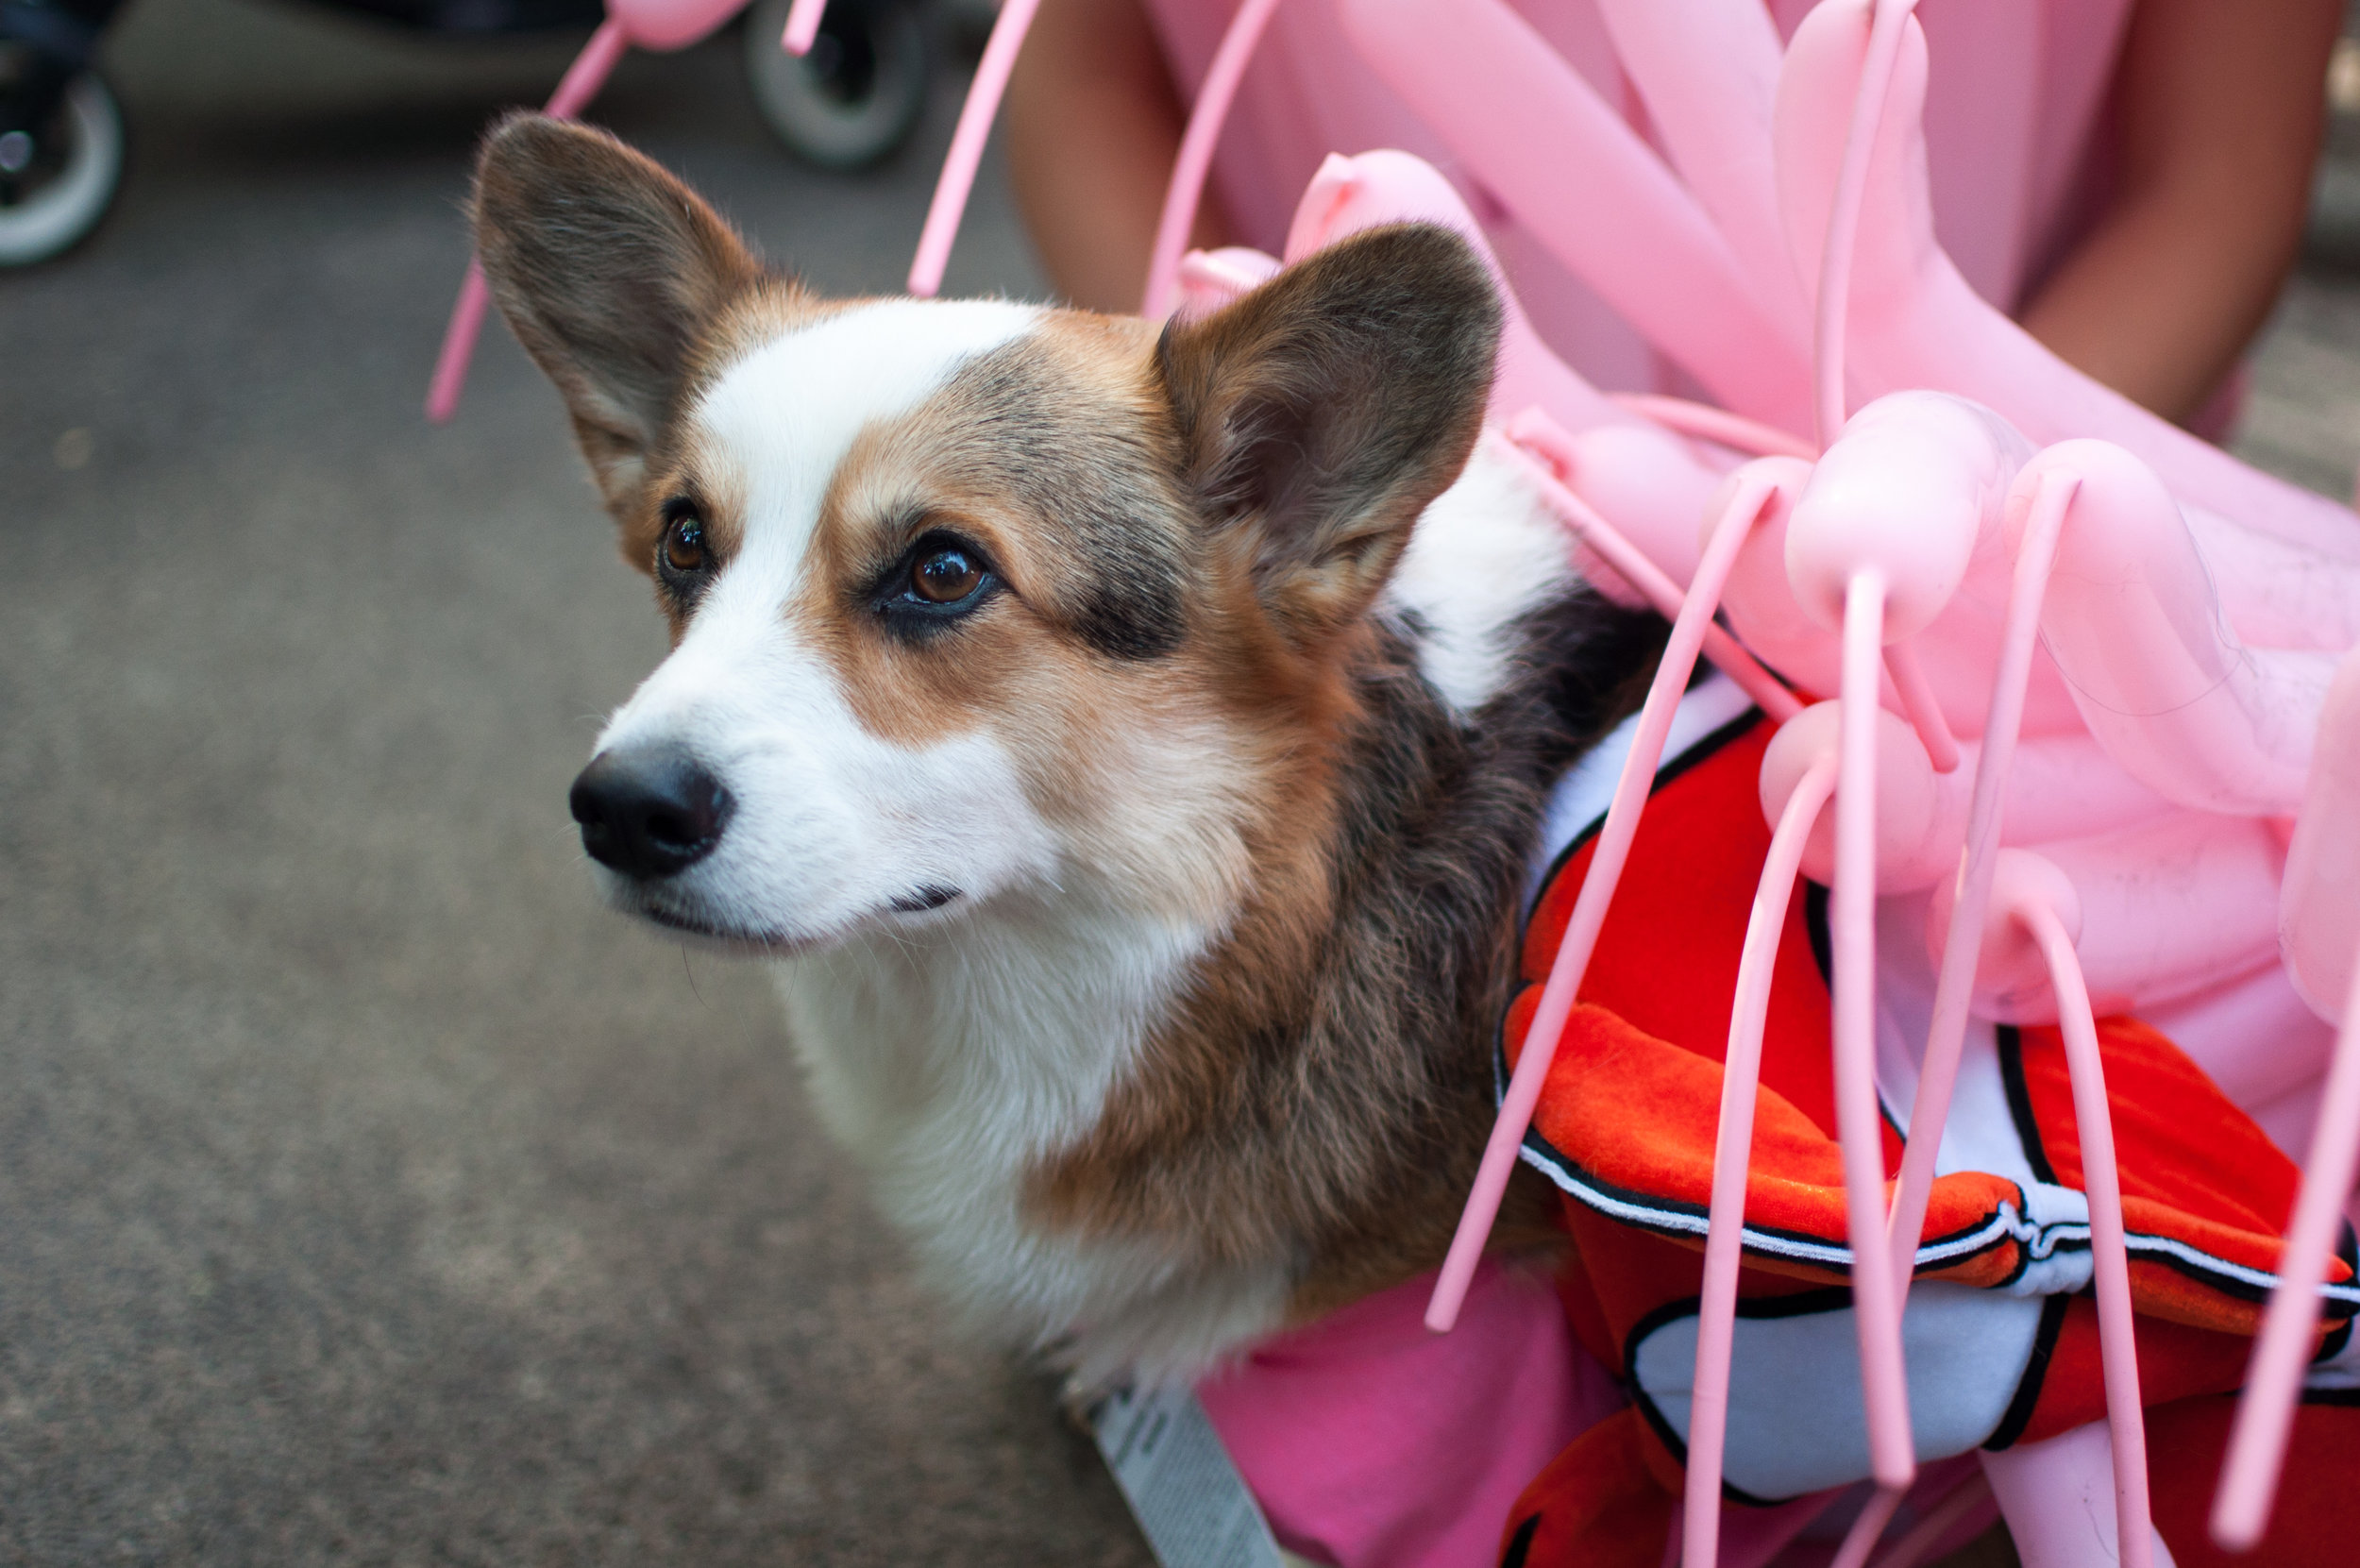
top-left (1191, 1259), bottom-right (2005, 1568)
top-left (1196, 1258), bottom-right (1624, 1568)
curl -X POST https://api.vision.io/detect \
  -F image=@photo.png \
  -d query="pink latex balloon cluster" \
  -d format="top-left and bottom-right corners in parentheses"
top-left (1049, 0), bottom-right (2360, 1561)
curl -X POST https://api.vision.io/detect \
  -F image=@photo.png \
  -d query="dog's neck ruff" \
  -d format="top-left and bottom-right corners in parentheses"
top-left (770, 875), bottom-right (1293, 1384)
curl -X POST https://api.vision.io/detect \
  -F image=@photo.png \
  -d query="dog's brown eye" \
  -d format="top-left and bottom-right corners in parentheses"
top-left (876, 532), bottom-right (998, 632)
top-left (911, 548), bottom-right (982, 603)
top-left (662, 513), bottom-right (706, 576)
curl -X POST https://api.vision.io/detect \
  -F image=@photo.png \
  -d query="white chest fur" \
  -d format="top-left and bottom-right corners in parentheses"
top-left (771, 882), bottom-right (1295, 1387)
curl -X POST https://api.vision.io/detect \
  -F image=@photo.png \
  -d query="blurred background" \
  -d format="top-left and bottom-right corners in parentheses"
top-left (8, 3), bottom-right (2360, 1563)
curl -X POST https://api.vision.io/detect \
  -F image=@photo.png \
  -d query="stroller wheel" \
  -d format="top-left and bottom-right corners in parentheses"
top-left (0, 71), bottom-right (124, 267)
top-left (746, 0), bottom-right (928, 172)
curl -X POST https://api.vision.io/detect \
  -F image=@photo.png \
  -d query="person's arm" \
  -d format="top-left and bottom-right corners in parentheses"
top-left (2017, 0), bottom-right (2342, 424)
top-left (1003, 0), bottom-right (1230, 312)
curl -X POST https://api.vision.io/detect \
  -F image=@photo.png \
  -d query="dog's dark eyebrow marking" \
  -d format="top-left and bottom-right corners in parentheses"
top-left (840, 501), bottom-right (921, 591)
top-left (938, 342), bottom-right (1188, 663)
top-left (880, 499), bottom-right (935, 545)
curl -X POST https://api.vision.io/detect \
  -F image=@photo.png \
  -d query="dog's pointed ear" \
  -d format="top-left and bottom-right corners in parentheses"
top-left (472, 113), bottom-right (766, 514)
top-left (1154, 224), bottom-right (1500, 647)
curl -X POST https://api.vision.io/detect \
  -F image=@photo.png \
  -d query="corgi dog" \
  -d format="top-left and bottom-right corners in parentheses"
top-left (474, 114), bottom-right (1664, 1389)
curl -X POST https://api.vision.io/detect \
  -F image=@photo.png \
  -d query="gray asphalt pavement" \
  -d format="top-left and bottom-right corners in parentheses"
top-left (13, 4), bottom-right (2360, 1565)
top-left (0, 2), bottom-right (1155, 1562)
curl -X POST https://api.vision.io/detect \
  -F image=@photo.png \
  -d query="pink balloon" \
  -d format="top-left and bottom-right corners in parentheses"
top-left (1758, 706), bottom-right (2182, 898)
top-left (1275, 150), bottom-right (1750, 602)
top-left (1925, 815), bottom-right (2284, 1022)
top-left (1920, 846), bottom-right (2083, 1014)
top-left (1783, 391), bottom-right (2029, 641)
top-left (2146, 964), bottom-right (2337, 1118)
top-left (1760, 700), bottom-right (1951, 890)
top-left (2009, 442), bottom-right (2328, 818)
top-left (1773, 0), bottom-right (2360, 564)
top-left (2184, 503), bottom-right (2360, 652)
top-left (1278, 151), bottom-right (1632, 440)
top-left (1716, 422), bottom-right (2088, 740)
top-left (1589, 0), bottom-right (1803, 336)
top-left (1171, 245), bottom-right (1283, 321)
top-left (605, 0), bottom-right (742, 51)
top-left (1338, 0), bottom-right (1811, 431)
top-left (2281, 648), bottom-right (2360, 1021)
top-left (1548, 421), bottom-right (1727, 593)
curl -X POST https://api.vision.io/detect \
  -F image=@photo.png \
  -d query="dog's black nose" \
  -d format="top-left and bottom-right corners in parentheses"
top-left (569, 748), bottom-right (733, 879)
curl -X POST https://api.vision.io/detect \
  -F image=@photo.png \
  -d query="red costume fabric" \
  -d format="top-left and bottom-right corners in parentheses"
top-left (1497, 708), bottom-right (2360, 1567)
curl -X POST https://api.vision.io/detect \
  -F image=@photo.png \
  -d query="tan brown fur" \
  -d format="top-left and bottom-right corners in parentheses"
top-left (1024, 612), bottom-right (1657, 1324)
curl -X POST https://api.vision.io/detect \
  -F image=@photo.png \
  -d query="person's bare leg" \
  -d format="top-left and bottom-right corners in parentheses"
top-left (1004, 0), bottom-right (1230, 312)
top-left (2017, 0), bottom-right (2340, 424)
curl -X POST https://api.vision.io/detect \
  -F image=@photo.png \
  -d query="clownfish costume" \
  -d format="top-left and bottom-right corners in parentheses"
top-left (1497, 683), bottom-right (2360, 1568)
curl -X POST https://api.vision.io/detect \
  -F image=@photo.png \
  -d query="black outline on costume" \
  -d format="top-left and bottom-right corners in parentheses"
top-left (1519, 706), bottom-right (1767, 908)
top-left (1798, 881), bottom-right (1909, 1144)
top-left (2320, 1226), bottom-right (2359, 1365)
top-left (1997, 1026), bottom-right (2061, 1187)
top-left (1501, 1513), bottom-right (1542, 1567)
top-left (1982, 1291), bottom-right (2071, 1451)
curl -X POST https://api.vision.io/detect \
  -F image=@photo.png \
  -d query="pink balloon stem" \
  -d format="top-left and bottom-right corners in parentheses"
top-left (1682, 755), bottom-right (1839, 1568)
top-left (2022, 900), bottom-right (2156, 1568)
top-left (780, 0), bottom-right (827, 56)
top-left (1425, 471), bottom-right (1777, 1333)
top-left (1868, 1473), bottom-right (1997, 1568)
top-left (1499, 422), bottom-right (1801, 721)
top-left (1837, 567), bottom-right (1915, 1491)
top-left (2213, 941), bottom-right (2360, 1549)
top-left (908, 0), bottom-right (1042, 296)
top-left (423, 16), bottom-right (629, 422)
top-left (1140, 0), bottom-right (1283, 317)
top-left (1829, 1483), bottom-right (1908, 1568)
top-left (1885, 471), bottom-right (2080, 1297)
top-left (546, 16), bottom-right (630, 119)
top-left (426, 260), bottom-right (493, 425)
top-left (1610, 393), bottom-right (1819, 461)
top-left (1882, 638), bottom-right (1960, 773)
top-left (1813, 0), bottom-right (1919, 448)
